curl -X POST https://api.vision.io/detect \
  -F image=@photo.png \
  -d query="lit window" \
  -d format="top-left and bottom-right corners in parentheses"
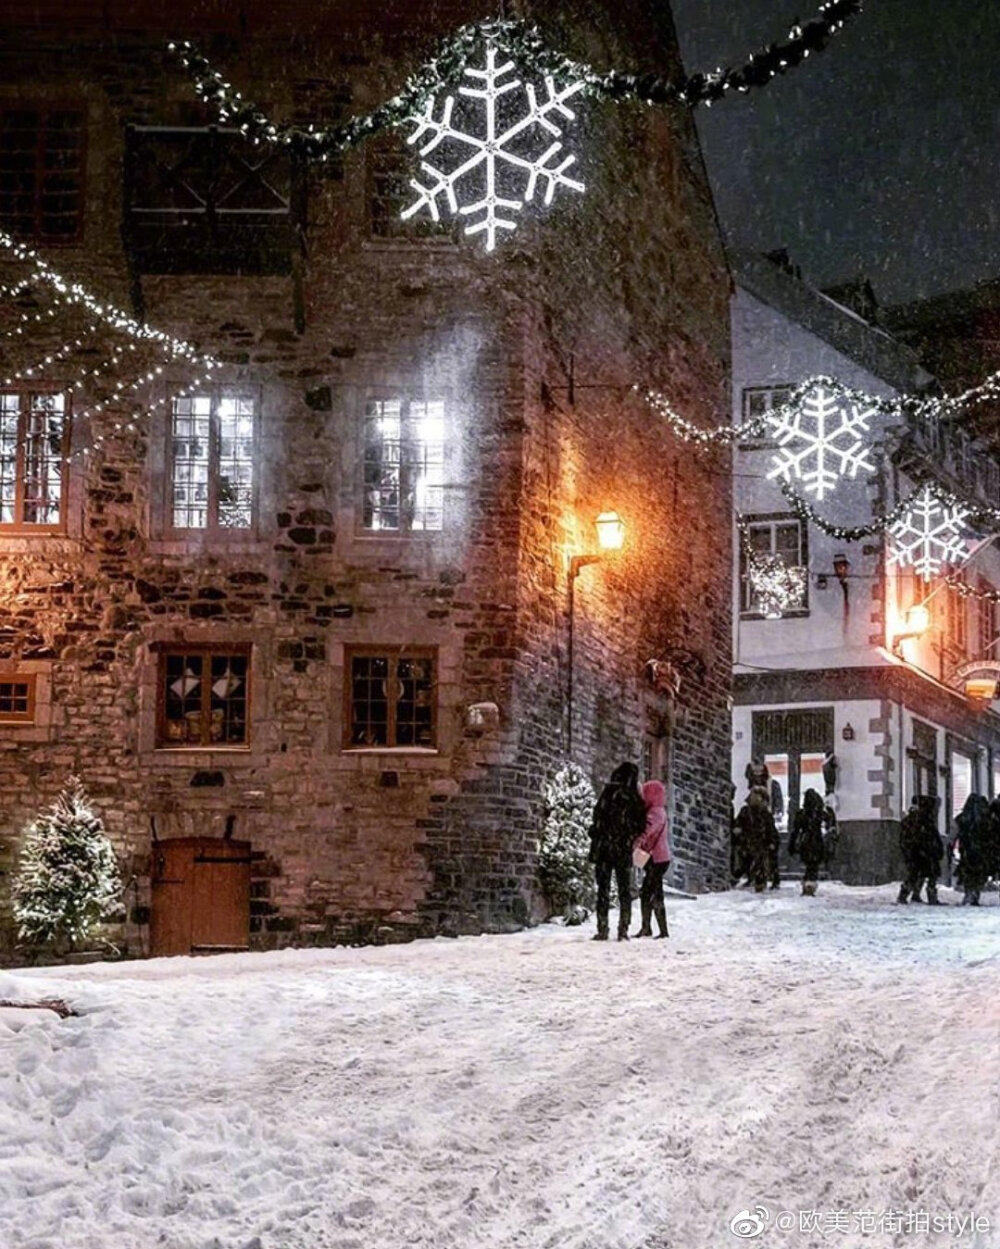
top-left (158, 647), bottom-right (250, 747)
top-left (362, 398), bottom-right (445, 532)
top-left (978, 581), bottom-right (997, 659)
top-left (739, 515), bottom-right (808, 616)
top-left (0, 107), bottom-right (85, 243)
top-left (169, 392), bottom-right (255, 532)
top-left (346, 648), bottom-right (436, 748)
top-left (0, 391), bottom-right (70, 530)
top-left (0, 676), bottom-right (36, 723)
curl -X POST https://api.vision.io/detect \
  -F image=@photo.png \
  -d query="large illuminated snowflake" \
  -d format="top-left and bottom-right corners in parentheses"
top-left (766, 384), bottom-right (877, 500)
top-left (888, 486), bottom-right (970, 580)
top-left (401, 43), bottom-right (585, 251)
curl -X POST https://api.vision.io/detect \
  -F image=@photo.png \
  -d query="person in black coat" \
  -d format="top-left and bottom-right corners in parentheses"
top-left (952, 793), bottom-right (992, 906)
top-left (788, 788), bottom-right (830, 896)
top-left (898, 794), bottom-right (943, 905)
top-left (588, 761), bottom-right (646, 941)
top-left (735, 786), bottom-right (778, 893)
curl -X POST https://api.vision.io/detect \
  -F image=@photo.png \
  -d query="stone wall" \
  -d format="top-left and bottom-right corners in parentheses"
top-left (0, 0), bottom-right (732, 958)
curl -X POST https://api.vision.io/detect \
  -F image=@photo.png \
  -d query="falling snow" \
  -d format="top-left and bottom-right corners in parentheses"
top-left (889, 486), bottom-right (970, 580)
top-left (766, 384), bottom-right (877, 500)
top-left (401, 43), bottom-right (585, 251)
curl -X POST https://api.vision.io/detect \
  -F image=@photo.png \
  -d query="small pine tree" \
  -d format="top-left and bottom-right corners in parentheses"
top-left (11, 778), bottom-right (123, 948)
top-left (538, 763), bottom-right (596, 917)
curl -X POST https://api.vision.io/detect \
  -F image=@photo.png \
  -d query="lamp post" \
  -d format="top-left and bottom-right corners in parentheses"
top-left (892, 602), bottom-right (931, 656)
top-left (567, 510), bottom-right (625, 757)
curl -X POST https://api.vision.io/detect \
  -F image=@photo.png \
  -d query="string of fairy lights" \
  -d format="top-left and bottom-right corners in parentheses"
top-left (169, 1), bottom-right (863, 159)
top-left (0, 230), bottom-right (220, 460)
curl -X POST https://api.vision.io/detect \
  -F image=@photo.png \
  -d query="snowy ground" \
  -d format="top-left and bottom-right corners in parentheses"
top-left (1, 882), bottom-right (998, 1249)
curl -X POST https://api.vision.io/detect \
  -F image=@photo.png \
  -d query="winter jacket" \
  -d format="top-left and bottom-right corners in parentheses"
top-left (588, 762), bottom-right (646, 865)
top-left (637, 780), bottom-right (671, 863)
top-left (789, 788), bottom-right (826, 868)
top-left (900, 795), bottom-right (943, 878)
top-left (953, 794), bottom-right (993, 889)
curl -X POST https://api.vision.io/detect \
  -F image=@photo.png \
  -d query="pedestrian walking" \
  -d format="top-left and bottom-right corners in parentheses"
top-left (735, 786), bottom-right (778, 893)
top-left (788, 788), bottom-right (829, 896)
top-left (588, 761), bottom-right (646, 941)
top-left (898, 794), bottom-right (943, 905)
top-left (952, 793), bottom-right (991, 906)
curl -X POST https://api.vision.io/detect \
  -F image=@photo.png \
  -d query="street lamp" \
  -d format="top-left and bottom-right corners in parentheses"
top-left (892, 602), bottom-right (931, 655)
top-left (567, 510), bottom-right (625, 755)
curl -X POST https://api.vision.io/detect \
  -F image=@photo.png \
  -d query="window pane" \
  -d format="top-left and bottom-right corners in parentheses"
top-left (350, 654), bottom-right (389, 744)
top-left (0, 108), bottom-right (84, 241)
top-left (210, 652), bottom-right (248, 743)
top-left (0, 680), bottom-right (31, 718)
top-left (363, 400), bottom-right (402, 531)
top-left (407, 401), bottom-right (445, 532)
top-left (171, 396), bottom-right (211, 529)
top-left (396, 656), bottom-right (434, 746)
top-left (164, 652), bottom-right (203, 743)
top-left (217, 394), bottom-right (254, 529)
top-left (22, 393), bottom-right (65, 524)
top-left (0, 392), bottom-right (19, 523)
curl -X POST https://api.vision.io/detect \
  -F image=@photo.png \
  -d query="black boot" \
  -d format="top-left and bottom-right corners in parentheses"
top-left (653, 900), bottom-right (668, 938)
top-left (592, 930), bottom-right (609, 941)
top-left (896, 884), bottom-right (909, 905)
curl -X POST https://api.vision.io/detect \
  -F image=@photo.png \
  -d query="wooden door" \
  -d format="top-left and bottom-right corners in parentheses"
top-left (150, 836), bottom-right (251, 956)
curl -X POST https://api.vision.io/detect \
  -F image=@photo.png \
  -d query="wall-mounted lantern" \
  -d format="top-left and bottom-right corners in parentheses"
top-left (841, 722), bottom-right (855, 741)
top-left (892, 602), bottom-right (931, 655)
top-left (568, 510), bottom-right (626, 754)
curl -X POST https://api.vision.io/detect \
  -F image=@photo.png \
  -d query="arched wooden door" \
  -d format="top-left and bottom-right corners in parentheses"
top-left (150, 837), bottom-right (251, 956)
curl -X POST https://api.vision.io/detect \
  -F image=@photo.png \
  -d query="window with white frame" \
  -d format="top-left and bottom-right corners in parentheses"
top-left (0, 390), bottom-right (70, 530)
top-left (739, 515), bottom-right (808, 616)
top-left (169, 392), bottom-right (255, 532)
top-left (361, 398), bottom-right (444, 532)
top-left (739, 385), bottom-right (793, 445)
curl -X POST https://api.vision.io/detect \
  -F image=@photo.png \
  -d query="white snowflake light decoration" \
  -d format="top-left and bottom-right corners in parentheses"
top-left (766, 384), bottom-right (877, 500)
top-left (401, 43), bottom-right (585, 251)
top-left (888, 487), bottom-right (970, 581)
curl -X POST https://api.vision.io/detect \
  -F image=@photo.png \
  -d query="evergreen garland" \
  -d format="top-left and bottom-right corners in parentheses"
top-left (538, 763), bottom-right (596, 917)
top-left (11, 778), bottom-right (123, 949)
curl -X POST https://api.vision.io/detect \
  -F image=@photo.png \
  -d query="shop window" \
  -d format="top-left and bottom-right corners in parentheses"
top-left (0, 390), bottom-right (70, 530)
top-left (345, 647), bottom-right (436, 748)
top-left (158, 646), bottom-right (250, 747)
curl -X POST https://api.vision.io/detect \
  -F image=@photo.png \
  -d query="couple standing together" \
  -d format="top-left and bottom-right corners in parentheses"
top-left (588, 761), bottom-right (671, 941)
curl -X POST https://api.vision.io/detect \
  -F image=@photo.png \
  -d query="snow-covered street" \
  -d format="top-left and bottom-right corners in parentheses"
top-left (2, 883), bottom-right (998, 1249)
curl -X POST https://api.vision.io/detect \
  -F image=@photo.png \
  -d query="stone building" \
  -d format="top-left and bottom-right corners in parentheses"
top-left (731, 251), bottom-right (1000, 884)
top-left (0, 0), bottom-right (732, 958)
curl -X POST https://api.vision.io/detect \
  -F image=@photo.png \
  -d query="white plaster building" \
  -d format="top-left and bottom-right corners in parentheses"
top-left (731, 251), bottom-right (1000, 883)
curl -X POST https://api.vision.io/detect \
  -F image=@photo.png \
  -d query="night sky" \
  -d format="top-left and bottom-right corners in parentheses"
top-left (670, 0), bottom-right (1000, 307)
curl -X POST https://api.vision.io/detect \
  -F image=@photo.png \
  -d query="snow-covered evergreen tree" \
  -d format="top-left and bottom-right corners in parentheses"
top-left (538, 764), bottom-right (596, 917)
top-left (11, 778), bottom-right (123, 948)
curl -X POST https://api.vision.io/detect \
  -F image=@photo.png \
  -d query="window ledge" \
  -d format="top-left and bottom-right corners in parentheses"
top-left (341, 746), bottom-right (439, 756)
top-left (153, 745), bottom-right (252, 754)
top-left (740, 609), bottom-right (811, 621)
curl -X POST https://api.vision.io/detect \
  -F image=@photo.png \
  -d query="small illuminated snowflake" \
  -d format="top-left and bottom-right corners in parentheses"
top-left (766, 384), bottom-right (877, 500)
top-left (888, 486), bottom-right (969, 580)
top-left (401, 42), bottom-right (585, 251)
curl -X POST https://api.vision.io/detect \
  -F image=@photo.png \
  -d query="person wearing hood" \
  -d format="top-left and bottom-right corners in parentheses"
top-left (898, 794), bottom-right (943, 905)
top-left (952, 793), bottom-right (992, 906)
top-left (632, 779), bottom-right (671, 938)
top-left (588, 761), bottom-right (646, 941)
top-left (788, 787), bottom-right (829, 896)
top-left (735, 786), bottom-right (778, 892)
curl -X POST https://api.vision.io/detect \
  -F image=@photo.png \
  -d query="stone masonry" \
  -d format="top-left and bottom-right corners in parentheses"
top-left (0, 0), bottom-right (732, 957)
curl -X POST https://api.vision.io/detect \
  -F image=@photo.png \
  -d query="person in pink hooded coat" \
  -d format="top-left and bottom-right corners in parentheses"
top-left (633, 779), bottom-right (670, 938)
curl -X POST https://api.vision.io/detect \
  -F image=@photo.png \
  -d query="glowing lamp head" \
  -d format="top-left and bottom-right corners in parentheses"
top-left (905, 603), bottom-right (931, 636)
top-left (594, 510), bottom-right (625, 551)
top-left (964, 676), bottom-right (998, 702)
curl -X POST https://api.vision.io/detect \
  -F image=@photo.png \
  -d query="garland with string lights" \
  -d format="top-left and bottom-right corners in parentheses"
top-left (169, 1), bottom-right (863, 160)
top-left (735, 514), bottom-right (808, 616)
